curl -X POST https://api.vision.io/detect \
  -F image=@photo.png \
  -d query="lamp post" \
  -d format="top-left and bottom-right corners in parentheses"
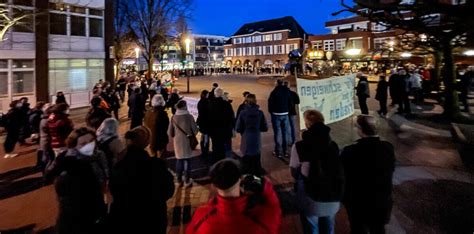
top-left (184, 38), bottom-right (191, 93)
top-left (135, 47), bottom-right (140, 71)
top-left (213, 53), bottom-right (217, 75)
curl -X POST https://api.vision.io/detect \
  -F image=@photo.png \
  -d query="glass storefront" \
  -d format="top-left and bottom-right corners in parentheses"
top-left (49, 59), bottom-right (104, 95)
top-left (0, 59), bottom-right (35, 112)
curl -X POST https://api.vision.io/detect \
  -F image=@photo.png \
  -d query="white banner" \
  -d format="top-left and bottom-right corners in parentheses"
top-left (296, 74), bottom-right (356, 129)
top-left (182, 97), bottom-right (199, 120)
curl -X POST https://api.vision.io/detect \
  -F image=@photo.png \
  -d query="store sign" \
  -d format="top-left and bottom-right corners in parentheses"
top-left (296, 74), bottom-right (355, 128)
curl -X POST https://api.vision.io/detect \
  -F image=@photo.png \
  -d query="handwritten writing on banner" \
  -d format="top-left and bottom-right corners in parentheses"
top-left (296, 74), bottom-right (355, 129)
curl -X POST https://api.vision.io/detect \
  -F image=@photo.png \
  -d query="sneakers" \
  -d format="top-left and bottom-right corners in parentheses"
top-left (3, 153), bottom-right (18, 159)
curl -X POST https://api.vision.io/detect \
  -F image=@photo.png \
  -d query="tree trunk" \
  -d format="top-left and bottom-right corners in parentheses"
top-left (115, 59), bottom-right (122, 79)
top-left (432, 50), bottom-right (442, 91)
top-left (441, 42), bottom-right (460, 119)
top-left (147, 51), bottom-right (154, 80)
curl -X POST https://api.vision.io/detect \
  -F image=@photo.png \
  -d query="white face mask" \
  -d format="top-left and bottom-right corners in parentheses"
top-left (78, 142), bottom-right (96, 156)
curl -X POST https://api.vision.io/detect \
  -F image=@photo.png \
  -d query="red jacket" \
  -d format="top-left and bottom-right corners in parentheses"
top-left (47, 113), bottom-right (74, 149)
top-left (186, 179), bottom-right (281, 234)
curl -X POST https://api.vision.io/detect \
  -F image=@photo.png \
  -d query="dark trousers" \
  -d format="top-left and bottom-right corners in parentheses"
top-left (398, 93), bottom-right (411, 113)
top-left (4, 131), bottom-right (19, 153)
top-left (241, 154), bottom-right (262, 176)
top-left (130, 114), bottom-right (143, 129)
top-left (210, 135), bottom-right (226, 163)
top-left (200, 134), bottom-right (210, 157)
top-left (378, 99), bottom-right (387, 115)
top-left (358, 96), bottom-right (369, 115)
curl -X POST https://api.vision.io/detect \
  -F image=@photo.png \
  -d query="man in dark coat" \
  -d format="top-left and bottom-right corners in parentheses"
top-left (341, 115), bottom-right (395, 234)
top-left (235, 91), bottom-right (250, 119)
top-left (208, 87), bottom-right (235, 162)
top-left (375, 76), bottom-right (389, 117)
top-left (207, 83), bottom-right (218, 100)
top-left (388, 70), bottom-right (399, 106)
top-left (109, 126), bottom-right (175, 234)
top-left (356, 73), bottom-right (370, 115)
top-left (197, 90), bottom-right (211, 157)
top-left (128, 88), bottom-right (146, 129)
top-left (167, 88), bottom-right (181, 115)
top-left (18, 97), bottom-right (31, 144)
top-left (267, 79), bottom-right (291, 158)
top-left (3, 100), bottom-right (22, 158)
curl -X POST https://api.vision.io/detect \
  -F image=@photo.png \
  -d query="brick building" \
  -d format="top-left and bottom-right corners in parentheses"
top-left (224, 16), bottom-right (308, 72)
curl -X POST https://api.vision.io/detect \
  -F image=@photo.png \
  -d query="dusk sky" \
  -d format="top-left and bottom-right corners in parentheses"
top-left (190, 0), bottom-right (353, 37)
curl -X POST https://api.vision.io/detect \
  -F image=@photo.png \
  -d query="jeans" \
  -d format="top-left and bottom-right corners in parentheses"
top-left (200, 134), bottom-right (210, 157)
top-left (176, 159), bottom-right (190, 183)
top-left (224, 139), bottom-right (233, 158)
top-left (288, 115), bottom-right (297, 145)
top-left (296, 180), bottom-right (339, 234)
top-left (271, 114), bottom-right (289, 155)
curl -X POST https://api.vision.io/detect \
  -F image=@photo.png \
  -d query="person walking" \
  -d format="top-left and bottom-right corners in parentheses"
top-left (96, 118), bottom-right (125, 170)
top-left (375, 76), bottom-right (389, 117)
top-left (45, 127), bottom-right (108, 234)
top-left (86, 96), bottom-right (112, 130)
top-left (128, 88), bottom-right (146, 129)
top-left (38, 105), bottom-right (54, 171)
top-left (197, 90), bottom-right (211, 158)
top-left (236, 94), bottom-right (268, 176)
top-left (397, 69), bottom-right (411, 114)
top-left (3, 100), bottom-right (23, 158)
top-left (409, 70), bottom-right (423, 110)
top-left (47, 103), bottom-right (74, 157)
top-left (460, 66), bottom-right (473, 112)
top-left (208, 87), bottom-right (235, 162)
top-left (28, 101), bottom-right (46, 144)
top-left (268, 79), bottom-right (291, 158)
top-left (356, 73), bottom-right (370, 115)
top-left (187, 159), bottom-right (282, 234)
top-left (285, 81), bottom-right (300, 146)
top-left (109, 126), bottom-right (175, 234)
top-left (168, 100), bottom-right (198, 187)
top-left (144, 94), bottom-right (170, 158)
top-left (388, 70), bottom-right (399, 106)
top-left (289, 110), bottom-right (344, 234)
top-left (18, 97), bottom-right (31, 145)
top-left (341, 115), bottom-right (395, 234)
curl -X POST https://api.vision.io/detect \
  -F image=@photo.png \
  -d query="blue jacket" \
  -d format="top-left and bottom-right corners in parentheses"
top-left (236, 104), bottom-right (268, 155)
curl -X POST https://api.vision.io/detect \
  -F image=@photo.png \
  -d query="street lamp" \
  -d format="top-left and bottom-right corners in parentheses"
top-left (463, 50), bottom-right (474, 56)
top-left (345, 48), bottom-right (361, 56)
top-left (184, 37), bottom-right (191, 93)
top-left (213, 53), bottom-right (217, 74)
top-left (135, 47), bottom-right (140, 71)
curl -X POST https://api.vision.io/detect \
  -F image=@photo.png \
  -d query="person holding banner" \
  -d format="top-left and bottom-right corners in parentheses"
top-left (268, 79), bottom-right (292, 158)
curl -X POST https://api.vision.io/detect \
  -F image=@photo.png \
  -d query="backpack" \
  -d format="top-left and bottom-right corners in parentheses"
top-left (296, 141), bottom-right (345, 202)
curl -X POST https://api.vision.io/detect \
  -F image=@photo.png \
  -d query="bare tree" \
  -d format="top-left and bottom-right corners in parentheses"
top-left (334, 0), bottom-right (474, 119)
top-left (175, 13), bottom-right (190, 69)
top-left (0, 3), bottom-right (36, 41)
top-left (125, 0), bottom-right (192, 77)
top-left (113, 0), bottom-right (135, 78)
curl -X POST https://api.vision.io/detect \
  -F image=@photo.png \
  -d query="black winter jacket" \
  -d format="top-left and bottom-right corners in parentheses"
top-left (268, 85), bottom-right (291, 114)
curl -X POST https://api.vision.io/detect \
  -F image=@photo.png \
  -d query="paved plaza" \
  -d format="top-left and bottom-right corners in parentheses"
top-left (0, 75), bottom-right (473, 234)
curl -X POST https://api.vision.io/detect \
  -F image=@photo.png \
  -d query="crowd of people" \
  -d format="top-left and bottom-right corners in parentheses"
top-left (1, 72), bottom-right (431, 234)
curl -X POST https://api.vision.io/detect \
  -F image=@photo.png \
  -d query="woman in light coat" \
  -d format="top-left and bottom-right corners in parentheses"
top-left (168, 100), bottom-right (197, 187)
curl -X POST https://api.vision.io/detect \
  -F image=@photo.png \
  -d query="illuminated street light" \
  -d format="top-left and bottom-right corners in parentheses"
top-left (401, 52), bottom-right (412, 58)
top-left (213, 53), bottom-right (217, 61)
top-left (135, 47), bottom-right (140, 58)
top-left (185, 38), bottom-right (191, 54)
top-left (345, 48), bottom-right (361, 56)
top-left (463, 50), bottom-right (474, 56)
top-left (420, 34), bottom-right (427, 42)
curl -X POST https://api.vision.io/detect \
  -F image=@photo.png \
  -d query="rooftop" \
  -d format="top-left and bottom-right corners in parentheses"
top-left (232, 16), bottom-right (308, 39)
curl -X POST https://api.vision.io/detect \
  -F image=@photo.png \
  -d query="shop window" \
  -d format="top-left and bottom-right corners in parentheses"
top-left (89, 18), bottom-right (103, 37)
top-left (89, 8), bottom-right (103, 16)
top-left (0, 60), bottom-right (7, 69)
top-left (0, 72), bottom-right (7, 96)
top-left (12, 60), bottom-right (34, 68)
top-left (70, 15), bottom-right (86, 36)
top-left (50, 13), bottom-right (67, 35)
top-left (12, 71), bottom-right (34, 94)
top-left (12, 9), bottom-right (34, 33)
top-left (12, 0), bottom-right (32, 6)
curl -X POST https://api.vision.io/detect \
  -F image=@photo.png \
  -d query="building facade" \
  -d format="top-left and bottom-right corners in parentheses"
top-left (224, 16), bottom-right (308, 71)
top-left (193, 34), bottom-right (228, 69)
top-left (0, 0), bottom-right (113, 112)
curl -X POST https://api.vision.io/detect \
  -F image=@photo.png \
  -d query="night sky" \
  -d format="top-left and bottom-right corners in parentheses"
top-left (190, 0), bottom-right (353, 37)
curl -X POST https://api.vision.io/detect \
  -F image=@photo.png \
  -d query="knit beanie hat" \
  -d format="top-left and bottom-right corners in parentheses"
top-left (209, 159), bottom-right (242, 190)
top-left (125, 126), bottom-right (151, 148)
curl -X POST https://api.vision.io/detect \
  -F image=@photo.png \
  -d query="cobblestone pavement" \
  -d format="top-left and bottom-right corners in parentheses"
top-left (0, 74), bottom-right (472, 233)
